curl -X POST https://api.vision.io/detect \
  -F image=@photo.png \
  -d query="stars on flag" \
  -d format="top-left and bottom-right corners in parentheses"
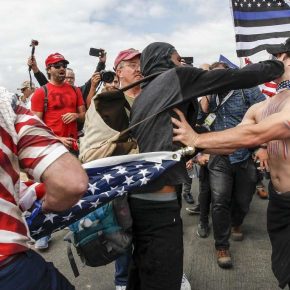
top-left (113, 166), bottom-right (128, 174)
top-left (62, 212), bottom-right (74, 221)
top-left (233, 0), bottom-right (286, 8)
top-left (140, 176), bottom-right (150, 185)
top-left (153, 163), bottom-right (164, 171)
top-left (116, 186), bottom-right (127, 197)
top-left (26, 153), bottom-right (180, 240)
top-left (43, 213), bottom-right (58, 223)
top-left (123, 175), bottom-right (134, 185)
top-left (138, 168), bottom-right (150, 177)
top-left (74, 199), bottom-right (85, 209)
top-left (88, 182), bottom-right (99, 194)
top-left (31, 227), bottom-right (44, 235)
top-left (90, 199), bottom-right (102, 208)
top-left (102, 174), bottom-right (114, 184)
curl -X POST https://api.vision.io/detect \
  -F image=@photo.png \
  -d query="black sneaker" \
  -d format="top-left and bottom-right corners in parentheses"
top-left (185, 204), bottom-right (200, 215)
top-left (183, 193), bottom-right (194, 204)
top-left (197, 223), bottom-right (210, 238)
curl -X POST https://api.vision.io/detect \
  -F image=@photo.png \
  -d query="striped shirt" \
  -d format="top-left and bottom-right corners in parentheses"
top-left (0, 87), bottom-right (67, 262)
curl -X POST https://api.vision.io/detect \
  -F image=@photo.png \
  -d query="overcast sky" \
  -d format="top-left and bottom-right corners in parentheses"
top-left (1, 0), bottom-right (270, 92)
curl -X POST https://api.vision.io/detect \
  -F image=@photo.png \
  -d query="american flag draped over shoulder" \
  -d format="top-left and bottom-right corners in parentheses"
top-left (230, 0), bottom-right (290, 57)
top-left (24, 151), bottom-right (183, 240)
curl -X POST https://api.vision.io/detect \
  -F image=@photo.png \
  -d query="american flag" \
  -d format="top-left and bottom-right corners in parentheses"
top-left (230, 0), bottom-right (290, 57)
top-left (25, 151), bottom-right (182, 240)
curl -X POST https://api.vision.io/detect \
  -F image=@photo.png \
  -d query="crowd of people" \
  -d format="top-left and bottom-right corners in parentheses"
top-left (1, 37), bottom-right (290, 290)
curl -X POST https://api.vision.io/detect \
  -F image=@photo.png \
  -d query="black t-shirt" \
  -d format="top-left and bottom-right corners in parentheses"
top-left (130, 60), bottom-right (284, 193)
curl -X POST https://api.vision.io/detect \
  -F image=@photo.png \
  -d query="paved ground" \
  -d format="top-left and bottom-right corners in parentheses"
top-left (40, 179), bottom-right (280, 290)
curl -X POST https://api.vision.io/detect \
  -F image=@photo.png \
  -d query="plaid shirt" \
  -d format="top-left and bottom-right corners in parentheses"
top-left (209, 87), bottom-right (265, 164)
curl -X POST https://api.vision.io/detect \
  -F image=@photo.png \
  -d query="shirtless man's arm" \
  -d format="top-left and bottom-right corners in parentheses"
top-left (172, 102), bottom-right (290, 152)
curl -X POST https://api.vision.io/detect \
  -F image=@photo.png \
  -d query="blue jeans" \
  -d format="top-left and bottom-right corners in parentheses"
top-left (0, 250), bottom-right (74, 290)
top-left (115, 247), bottom-right (132, 286)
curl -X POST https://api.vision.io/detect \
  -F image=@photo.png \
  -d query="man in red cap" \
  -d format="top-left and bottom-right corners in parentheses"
top-left (31, 53), bottom-right (86, 249)
top-left (114, 48), bottom-right (142, 105)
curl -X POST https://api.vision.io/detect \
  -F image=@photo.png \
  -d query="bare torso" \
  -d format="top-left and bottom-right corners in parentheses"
top-left (255, 90), bottom-right (290, 192)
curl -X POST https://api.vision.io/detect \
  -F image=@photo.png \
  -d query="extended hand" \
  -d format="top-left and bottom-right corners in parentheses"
top-left (171, 108), bottom-right (199, 147)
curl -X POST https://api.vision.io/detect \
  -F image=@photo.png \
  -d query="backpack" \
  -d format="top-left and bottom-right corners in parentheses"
top-left (64, 196), bottom-right (132, 277)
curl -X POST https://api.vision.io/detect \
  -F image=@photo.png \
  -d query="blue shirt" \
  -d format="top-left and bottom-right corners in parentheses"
top-left (209, 87), bottom-right (265, 164)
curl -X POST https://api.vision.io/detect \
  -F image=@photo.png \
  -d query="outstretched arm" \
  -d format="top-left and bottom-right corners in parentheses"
top-left (171, 107), bottom-right (290, 153)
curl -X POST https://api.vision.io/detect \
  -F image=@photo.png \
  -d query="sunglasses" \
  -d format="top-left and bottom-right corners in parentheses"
top-left (50, 62), bottom-right (67, 69)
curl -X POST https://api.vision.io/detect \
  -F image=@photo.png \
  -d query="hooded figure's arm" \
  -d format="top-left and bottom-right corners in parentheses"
top-left (175, 60), bottom-right (284, 103)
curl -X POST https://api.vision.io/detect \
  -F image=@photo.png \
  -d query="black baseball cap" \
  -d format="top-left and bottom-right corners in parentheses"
top-left (266, 37), bottom-right (290, 56)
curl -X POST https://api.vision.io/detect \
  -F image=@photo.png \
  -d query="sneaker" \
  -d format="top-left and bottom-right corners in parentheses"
top-left (185, 204), bottom-right (200, 215)
top-left (35, 235), bottom-right (51, 250)
top-left (116, 286), bottom-right (126, 290)
top-left (231, 226), bottom-right (244, 241)
top-left (256, 186), bottom-right (268, 199)
top-left (180, 273), bottom-right (191, 290)
top-left (183, 193), bottom-right (194, 204)
top-left (216, 249), bottom-right (232, 269)
top-left (197, 223), bottom-right (210, 238)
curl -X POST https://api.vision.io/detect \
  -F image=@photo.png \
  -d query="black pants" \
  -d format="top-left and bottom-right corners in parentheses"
top-left (208, 155), bottom-right (257, 249)
top-left (198, 165), bottom-right (211, 225)
top-left (127, 198), bottom-right (183, 290)
top-left (267, 183), bottom-right (290, 289)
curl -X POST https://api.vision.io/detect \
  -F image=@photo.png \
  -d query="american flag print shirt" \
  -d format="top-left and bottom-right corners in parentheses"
top-left (0, 87), bottom-right (67, 262)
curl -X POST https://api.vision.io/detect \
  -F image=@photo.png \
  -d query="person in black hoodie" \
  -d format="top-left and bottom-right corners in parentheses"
top-left (127, 41), bottom-right (284, 290)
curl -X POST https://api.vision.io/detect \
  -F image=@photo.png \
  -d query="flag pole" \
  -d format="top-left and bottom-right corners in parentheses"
top-left (239, 57), bottom-right (244, 68)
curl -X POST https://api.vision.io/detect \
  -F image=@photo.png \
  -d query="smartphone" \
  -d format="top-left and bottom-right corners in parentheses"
top-left (89, 48), bottom-right (104, 57)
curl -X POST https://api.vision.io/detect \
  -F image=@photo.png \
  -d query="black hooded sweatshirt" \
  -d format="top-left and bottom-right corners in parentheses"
top-left (130, 42), bottom-right (284, 193)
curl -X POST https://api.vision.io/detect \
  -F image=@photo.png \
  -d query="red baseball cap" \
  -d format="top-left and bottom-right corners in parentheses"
top-left (45, 53), bottom-right (69, 68)
top-left (114, 48), bottom-right (141, 70)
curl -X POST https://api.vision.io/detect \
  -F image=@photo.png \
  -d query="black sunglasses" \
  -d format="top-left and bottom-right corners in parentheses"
top-left (50, 62), bottom-right (67, 69)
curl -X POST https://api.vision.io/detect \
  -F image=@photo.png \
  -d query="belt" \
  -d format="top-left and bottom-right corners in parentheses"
top-left (0, 254), bottom-right (22, 270)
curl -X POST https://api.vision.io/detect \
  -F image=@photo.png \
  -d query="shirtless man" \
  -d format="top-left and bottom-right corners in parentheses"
top-left (171, 39), bottom-right (290, 289)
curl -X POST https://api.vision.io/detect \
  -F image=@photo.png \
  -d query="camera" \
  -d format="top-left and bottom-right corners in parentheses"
top-left (100, 70), bottom-right (115, 83)
top-left (181, 56), bottom-right (194, 66)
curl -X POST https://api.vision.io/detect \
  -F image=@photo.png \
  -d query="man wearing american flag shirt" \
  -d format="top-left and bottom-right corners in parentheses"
top-left (0, 87), bottom-right (88, 290)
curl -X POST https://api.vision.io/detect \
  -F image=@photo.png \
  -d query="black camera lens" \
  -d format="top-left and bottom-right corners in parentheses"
top-left (100, 70), bottom-right (115, 83)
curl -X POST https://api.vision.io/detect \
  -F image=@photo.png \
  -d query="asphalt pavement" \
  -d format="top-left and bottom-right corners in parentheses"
top-left (39, 179), bottom-right (280, 290)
